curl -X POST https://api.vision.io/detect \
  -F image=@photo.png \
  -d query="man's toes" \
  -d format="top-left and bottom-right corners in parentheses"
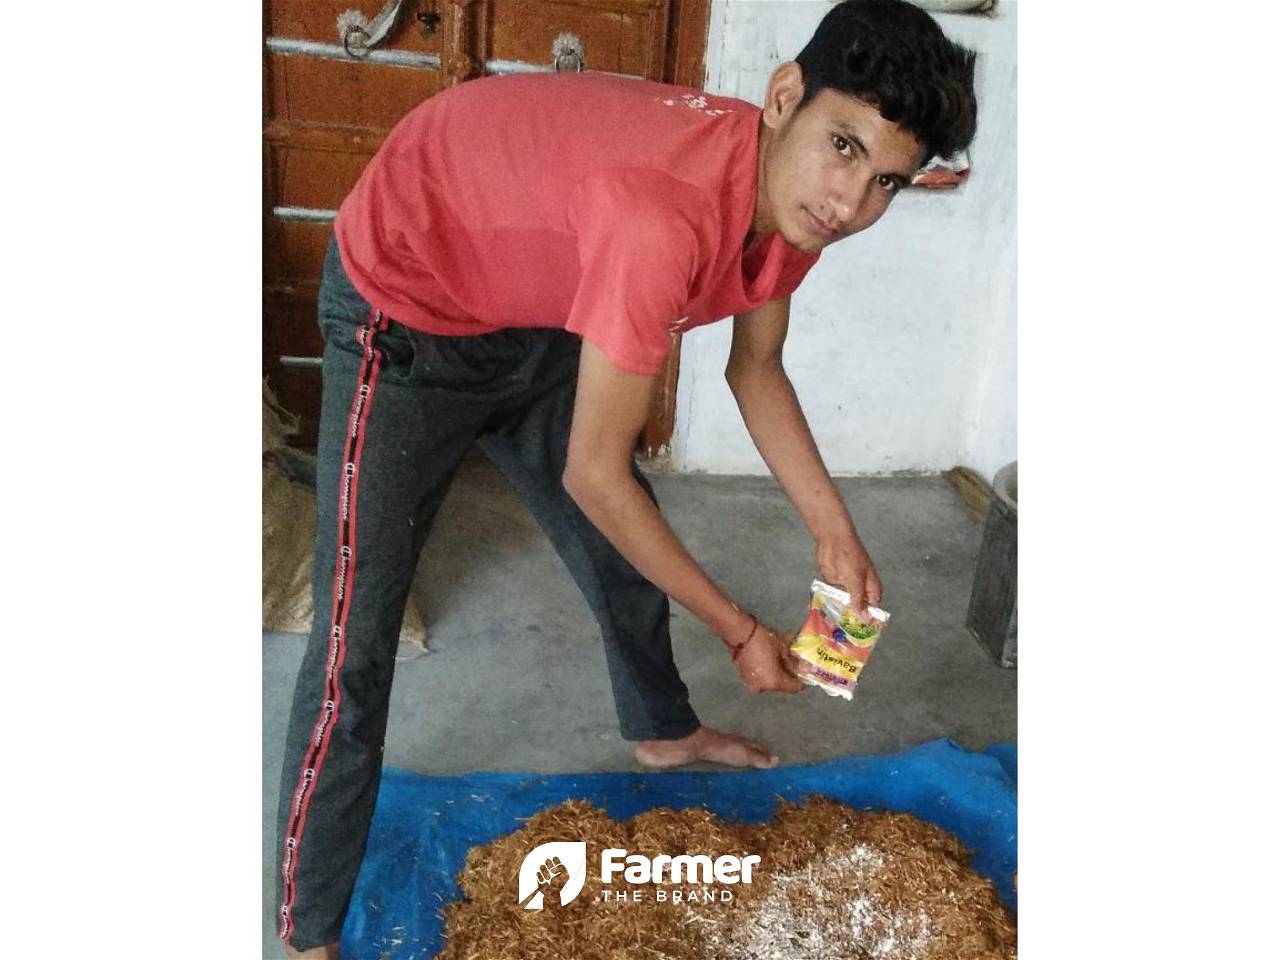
top-left (748, 747), bottom-right (779, 769)
top-left (730, 733), bottom-right (775, 763)
top-left (729, 738), bottom-right (776, 769)
top-left (726, 741), bottom-right (761, 768)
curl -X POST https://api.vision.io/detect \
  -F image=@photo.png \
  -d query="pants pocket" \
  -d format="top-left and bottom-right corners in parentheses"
top-left (317, 237), bottom-right (415, 371)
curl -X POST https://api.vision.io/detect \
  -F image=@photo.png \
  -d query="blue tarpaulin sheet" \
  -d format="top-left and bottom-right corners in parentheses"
top-left (341, 738), bottom-right (1017, 959)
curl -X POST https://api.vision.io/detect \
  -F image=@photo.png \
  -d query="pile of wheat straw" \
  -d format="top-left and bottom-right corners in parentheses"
top-left (436, 797), bottom-right (1015, 960)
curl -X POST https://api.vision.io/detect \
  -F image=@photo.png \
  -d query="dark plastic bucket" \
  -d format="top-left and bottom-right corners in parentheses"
top-left (966, 461), bottom-right (1017, 668)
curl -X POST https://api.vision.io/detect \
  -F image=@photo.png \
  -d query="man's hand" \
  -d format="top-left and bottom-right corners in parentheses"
top-left (727, 304), bottom-right (884, 625)
top-left (733, 621), bottom-right (805, 694)
top-left (817, 533), bottom-right (883, 619)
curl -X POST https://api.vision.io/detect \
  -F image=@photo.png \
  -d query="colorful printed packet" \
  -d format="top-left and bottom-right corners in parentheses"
top-left (790, 579), bottom-right (890, 700)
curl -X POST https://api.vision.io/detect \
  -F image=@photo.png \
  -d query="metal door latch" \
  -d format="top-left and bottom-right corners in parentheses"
top-left (337, 0), bottom-right (409, 59)
top-left (552, 32), bottom-right (585, 72)
top-left (415, 8), bottom-right (441, 37)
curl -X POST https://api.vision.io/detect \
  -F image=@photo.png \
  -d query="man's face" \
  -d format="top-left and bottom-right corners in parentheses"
top-left (757, 66), bottom-right (927, 254)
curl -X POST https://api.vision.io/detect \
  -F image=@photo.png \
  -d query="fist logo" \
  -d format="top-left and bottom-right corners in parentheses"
top-left (517, 841), bottom-right (587, 910)
top-left (528, 856), bottom-right (570, 906)
top-left (539, 856), bottom-right (566, 884)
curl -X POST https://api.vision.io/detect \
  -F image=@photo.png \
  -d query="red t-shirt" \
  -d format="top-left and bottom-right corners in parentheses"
top-left (335, 72), bottom-right (821, 375)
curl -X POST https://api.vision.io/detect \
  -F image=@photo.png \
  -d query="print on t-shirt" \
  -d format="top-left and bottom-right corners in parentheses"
top-left (656, 93), bottom-right (734, 117)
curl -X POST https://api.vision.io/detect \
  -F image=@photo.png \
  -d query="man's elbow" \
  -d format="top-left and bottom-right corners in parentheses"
top-left (561, 460), bottom-right (588, 506)
top-left (724, 358), bottom-right (750, 398)
top-left (725, 355), bottom-right (783, 398)
top-left (562, 456), bottom-right (608, 511)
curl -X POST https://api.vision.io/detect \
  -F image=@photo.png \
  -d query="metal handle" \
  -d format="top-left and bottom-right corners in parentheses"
top-left (415, 8), bottom-right (442, 37)
top-left (279, 356), bottom-right (324, 369)
top-left (551, 32), bottom-right (584, 72)
top-left (337, 0), bottom-right (408, 59)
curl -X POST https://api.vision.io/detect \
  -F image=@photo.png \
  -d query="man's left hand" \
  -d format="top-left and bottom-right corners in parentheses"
top-left (816, 533), bottom-right (882, 619)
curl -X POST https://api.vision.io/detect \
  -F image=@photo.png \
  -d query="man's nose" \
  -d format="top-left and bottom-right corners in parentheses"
top-left (829, 175), bottom-right (870, 228)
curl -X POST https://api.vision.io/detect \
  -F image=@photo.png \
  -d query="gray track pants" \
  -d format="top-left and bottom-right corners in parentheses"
top-left (274, 237), bottom-right (700, 951)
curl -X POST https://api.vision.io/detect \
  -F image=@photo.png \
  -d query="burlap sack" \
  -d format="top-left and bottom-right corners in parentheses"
top-left (262, 382), bottom-right (427, 648)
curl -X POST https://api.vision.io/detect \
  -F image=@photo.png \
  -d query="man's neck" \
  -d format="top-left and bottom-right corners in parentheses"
top-left (748, 114), bottom-right (775, 249)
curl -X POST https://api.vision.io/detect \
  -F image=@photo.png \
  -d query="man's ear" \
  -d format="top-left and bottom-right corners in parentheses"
top-left (761, 61), bottom-right (805, 132)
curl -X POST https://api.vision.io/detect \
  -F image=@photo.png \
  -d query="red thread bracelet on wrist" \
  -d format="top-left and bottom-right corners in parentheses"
top-left (726, 615), bottom-right (760, 662)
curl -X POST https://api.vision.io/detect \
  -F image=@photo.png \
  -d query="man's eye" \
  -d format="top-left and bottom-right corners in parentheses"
top-left (877, 174), bottom-right (900, 194)
top-left (832, 135), bottom-right (851, 156)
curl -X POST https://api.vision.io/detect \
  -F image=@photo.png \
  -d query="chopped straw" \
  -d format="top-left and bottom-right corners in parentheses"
top-left (436, 798), bottom-right (1015, 960)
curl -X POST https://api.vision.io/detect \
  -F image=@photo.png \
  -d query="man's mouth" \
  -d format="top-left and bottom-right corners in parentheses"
top-left (803, 207), bottom-right (837, 240)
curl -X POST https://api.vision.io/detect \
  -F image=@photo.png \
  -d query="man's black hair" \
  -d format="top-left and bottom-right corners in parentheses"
top-left (793, 0), bottom-right (979, 163)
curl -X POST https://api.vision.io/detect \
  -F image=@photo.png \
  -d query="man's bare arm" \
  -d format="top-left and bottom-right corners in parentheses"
top-left (726, 296), bottom-right (882, 612)
top-left (562, 339), bottom-right (802, 692)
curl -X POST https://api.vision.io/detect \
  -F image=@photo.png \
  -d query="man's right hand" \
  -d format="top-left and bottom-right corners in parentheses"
top-left (733, 621), bottom-right (805, 694)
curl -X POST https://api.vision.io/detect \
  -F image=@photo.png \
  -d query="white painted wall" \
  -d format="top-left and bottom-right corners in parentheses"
top-left (672, 0), bottom-right (1016, 482)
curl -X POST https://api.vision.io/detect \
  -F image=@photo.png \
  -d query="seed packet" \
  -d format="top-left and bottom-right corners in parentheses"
top-left (789, 579), bottom-right (889, 700)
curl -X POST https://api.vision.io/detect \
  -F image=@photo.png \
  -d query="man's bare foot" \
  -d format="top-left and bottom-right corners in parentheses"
top-left (635, 725), bottom-right (779, 770)
top-left (284, 942), bottom-right (339, 959)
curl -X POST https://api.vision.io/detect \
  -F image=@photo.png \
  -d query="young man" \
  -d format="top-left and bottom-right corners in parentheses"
top-left (275, 0), bottom-right (977, 954)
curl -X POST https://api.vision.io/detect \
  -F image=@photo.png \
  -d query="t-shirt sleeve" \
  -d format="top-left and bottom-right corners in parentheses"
top-left (564, 169), bottom-right (715, 375)
top-left (772, 247), bottom-right (822, 301)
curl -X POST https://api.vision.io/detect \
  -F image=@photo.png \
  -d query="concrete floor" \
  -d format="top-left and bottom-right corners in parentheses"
top-left (261, 454), bottom-right (1016, 956)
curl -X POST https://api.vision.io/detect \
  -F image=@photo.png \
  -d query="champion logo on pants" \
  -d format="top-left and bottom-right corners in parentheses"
top-left (278, 308), bottom-right (390, 947)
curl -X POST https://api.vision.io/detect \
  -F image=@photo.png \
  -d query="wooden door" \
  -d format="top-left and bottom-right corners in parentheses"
top-left (263, 0), bottom-right (711, 455)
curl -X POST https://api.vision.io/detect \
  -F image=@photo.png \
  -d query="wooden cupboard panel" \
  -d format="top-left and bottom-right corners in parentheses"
top-left (617, 10), bottom-right (665, 77)
top-left (268, 0), bottom-right (444, 54)
top-left (267, 52), bottom-right (442, 127)
top-left (639, 333), bottom-right (680, 455)
top-left (265, 297), bottom-right (325, 360)
top-left (269, 145), bottom-right (375, 212)
top-left (665, 0), bottom-right (708, 88)
top-left (264, 121), bottom-right (388, 153)
top-left (488, 0), bottom-right (666, 76)
top-left (269, 221), bottom-right (335, 284)
top-left (264, 296), bottom-right (325, 449)
top-left (265, 297), bottom-right (325, 357)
